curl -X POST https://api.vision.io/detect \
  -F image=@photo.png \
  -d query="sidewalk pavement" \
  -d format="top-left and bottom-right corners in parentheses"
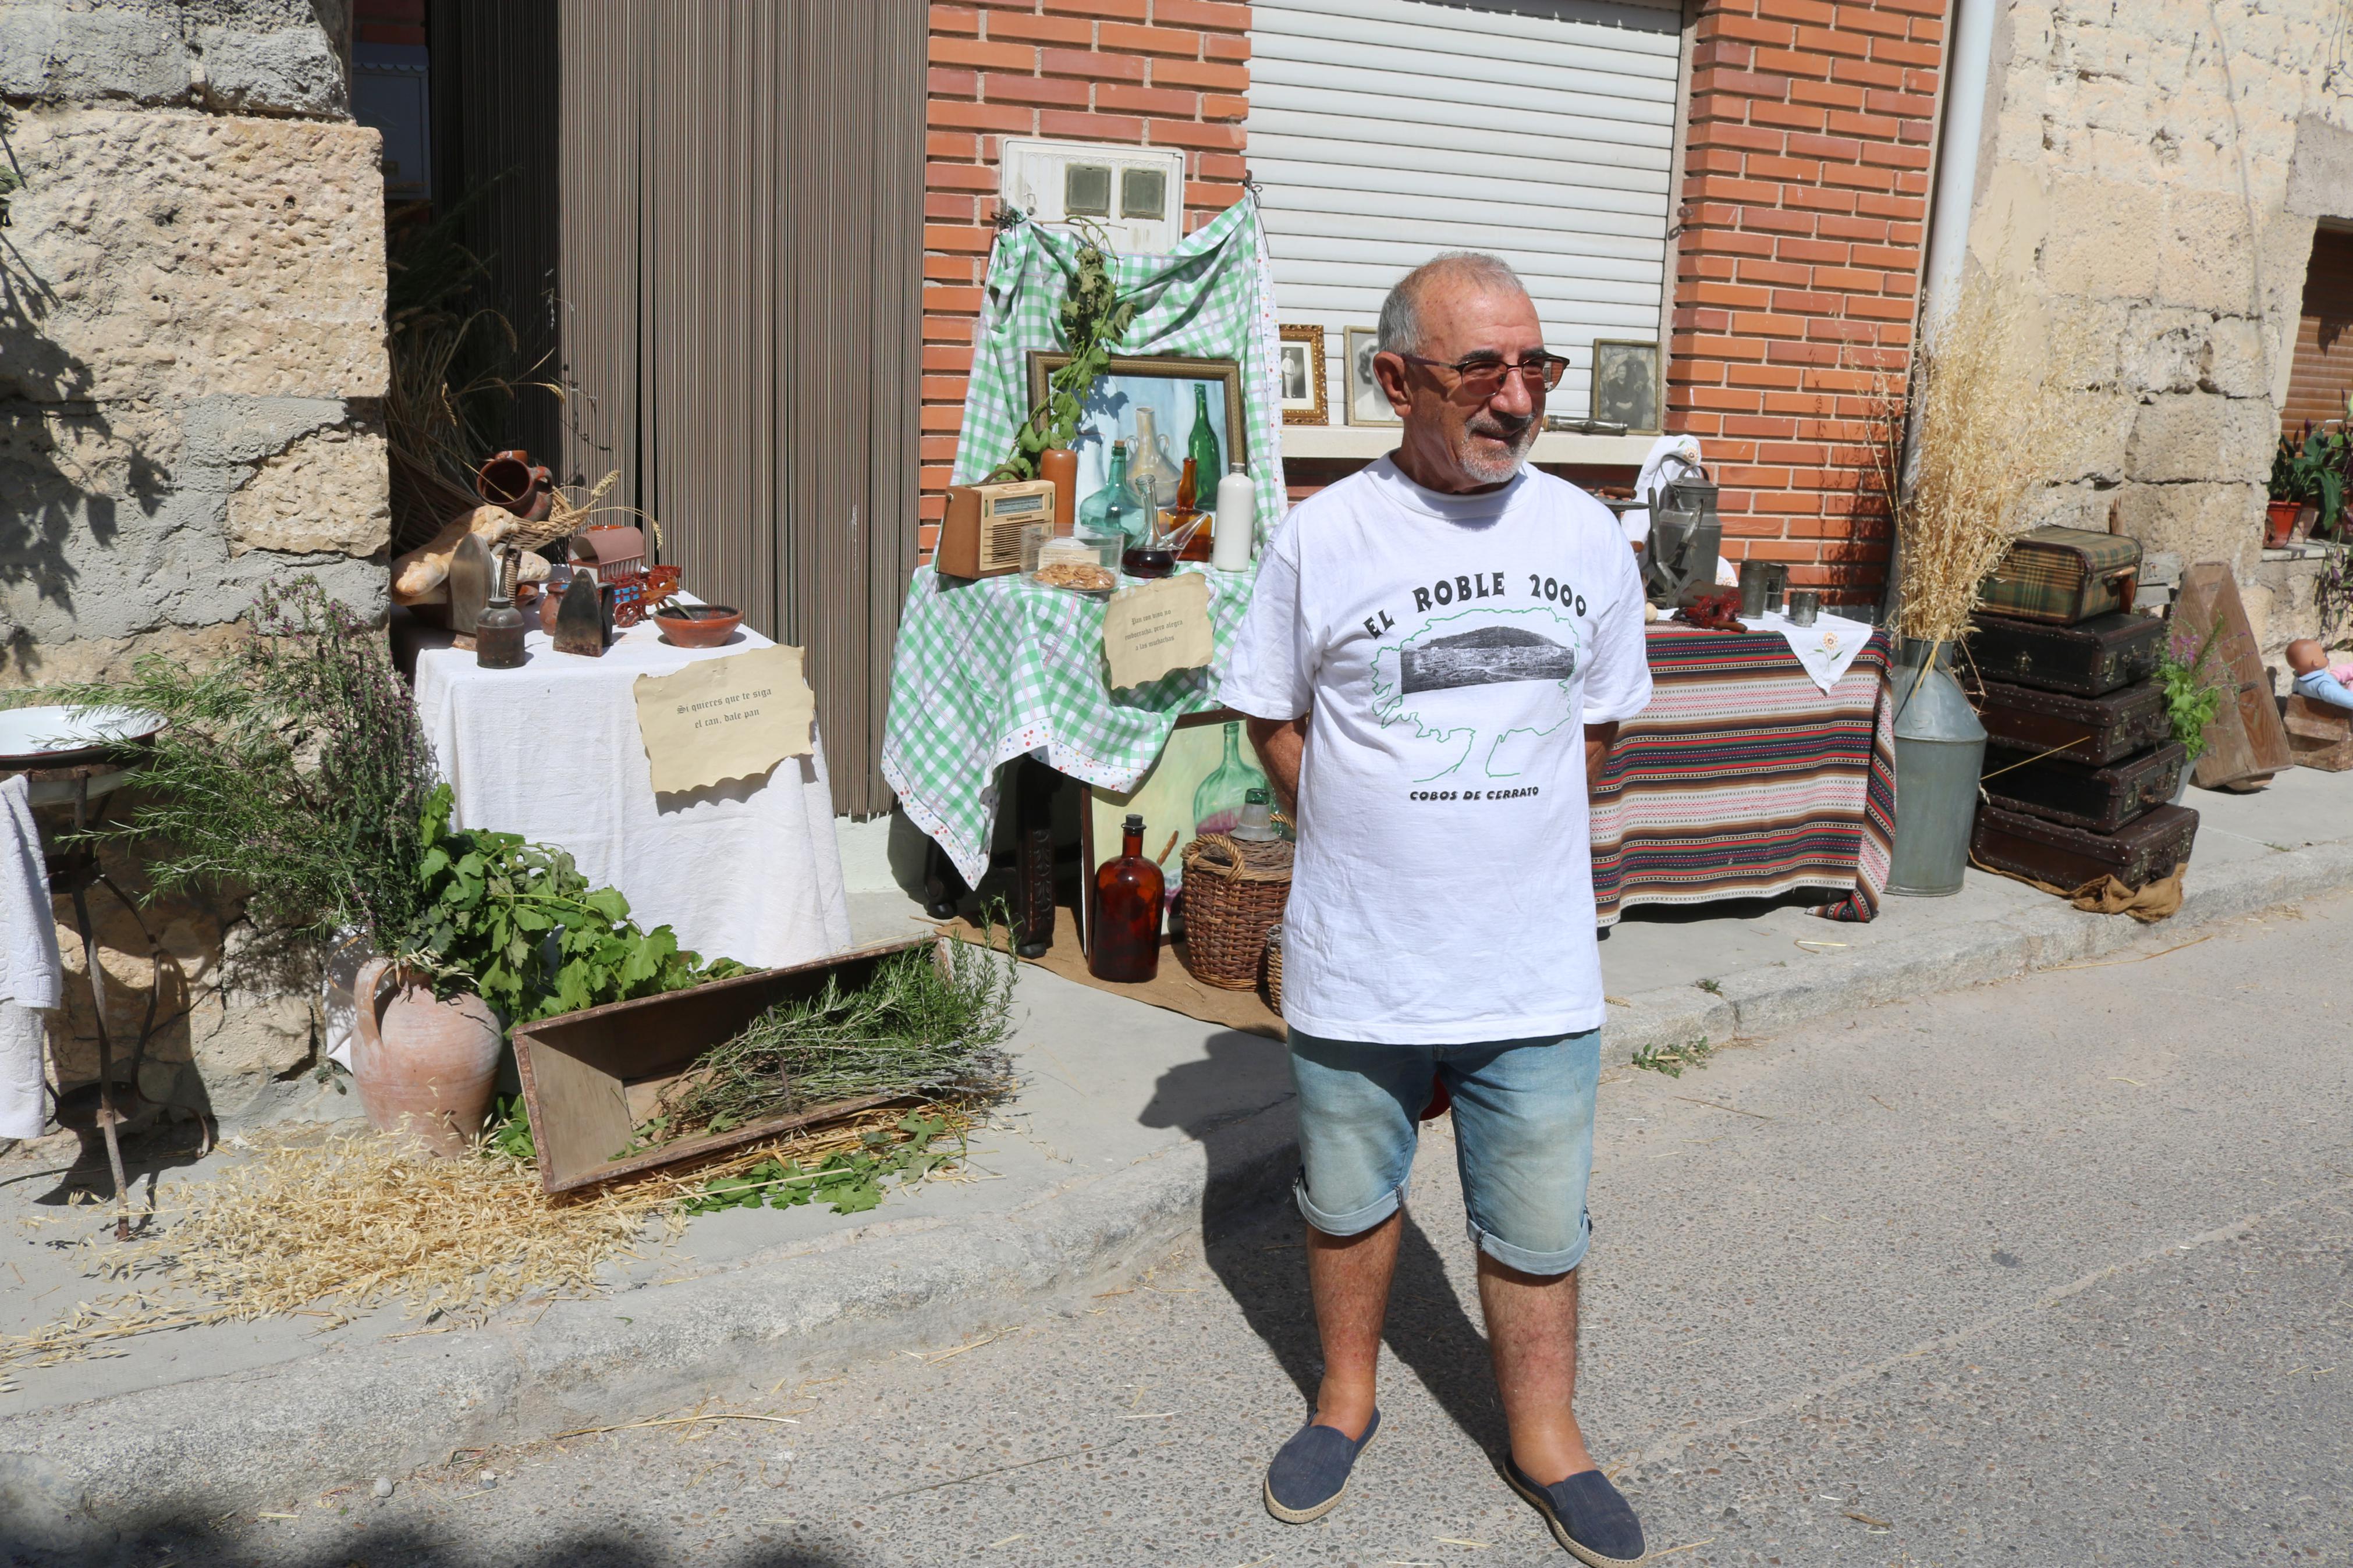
top-left (2, 771), bottom-right (2348, 1537)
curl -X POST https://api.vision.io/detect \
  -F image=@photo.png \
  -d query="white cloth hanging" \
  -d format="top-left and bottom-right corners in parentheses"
top-left (0, 776), bottom-right (62, 1139)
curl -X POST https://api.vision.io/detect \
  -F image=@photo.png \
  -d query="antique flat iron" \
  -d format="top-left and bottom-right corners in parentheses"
top-left (552, 571), bottom-right (609, 657)
top-left (447, 532), bottom-right (496, 637)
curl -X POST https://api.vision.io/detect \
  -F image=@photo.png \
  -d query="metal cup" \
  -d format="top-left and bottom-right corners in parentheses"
top-left (1737, 559), bottom-right (1772, 618)
top-left (1763, 563), bottom-right (1788, 614)
top-left (1787, 589), bottom-right (1820, 627)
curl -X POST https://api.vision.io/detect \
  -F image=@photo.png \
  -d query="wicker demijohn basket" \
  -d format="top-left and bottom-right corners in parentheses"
top-left (1180, 833), bottom-right (1293, 990)
top-left (1262, 922), bottom-right (1283, 1016)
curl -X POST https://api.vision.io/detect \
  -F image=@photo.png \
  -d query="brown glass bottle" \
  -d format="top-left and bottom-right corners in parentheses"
top-left (1173, 456), bottom-right (1213, 561)
top-left (1089, 812), bottom-right (1164, 983)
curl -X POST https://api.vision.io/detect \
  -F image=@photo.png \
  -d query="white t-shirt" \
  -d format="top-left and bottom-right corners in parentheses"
top-left (1220, 457), bottom-right (1652, 1044)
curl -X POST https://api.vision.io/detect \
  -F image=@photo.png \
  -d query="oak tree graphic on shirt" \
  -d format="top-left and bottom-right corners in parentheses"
top-left (1370, 606), bottom-right (1584, 782)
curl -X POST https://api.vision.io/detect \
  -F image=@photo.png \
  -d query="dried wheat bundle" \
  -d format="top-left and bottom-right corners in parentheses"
top-left (1875, 283), bottom-right (2065, 645)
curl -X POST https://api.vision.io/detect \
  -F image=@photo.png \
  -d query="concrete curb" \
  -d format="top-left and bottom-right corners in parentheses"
top-left (6, 838), bottom-right (2350, 1531)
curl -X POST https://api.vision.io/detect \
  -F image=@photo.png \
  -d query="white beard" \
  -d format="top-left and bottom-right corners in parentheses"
top-left (1456, 415), bottom-right (1540, 485)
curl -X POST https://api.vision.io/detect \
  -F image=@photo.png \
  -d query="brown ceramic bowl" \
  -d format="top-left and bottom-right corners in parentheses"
top-left (654, 603), bottom-right (742, 649)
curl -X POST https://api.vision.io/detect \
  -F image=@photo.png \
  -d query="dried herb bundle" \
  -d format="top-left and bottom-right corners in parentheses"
top-left (1870, 282), bottom-right (2065, 646)
top-left (634, 936), bottom-right (1017, 1149)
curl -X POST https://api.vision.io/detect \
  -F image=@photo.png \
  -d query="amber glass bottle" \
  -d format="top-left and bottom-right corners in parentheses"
top-left (1090, 813), bottom-right (1165, 983)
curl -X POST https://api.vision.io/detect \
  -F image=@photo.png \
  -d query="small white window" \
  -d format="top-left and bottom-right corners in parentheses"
top-left (1000, 138), bottom-right (1188, 255)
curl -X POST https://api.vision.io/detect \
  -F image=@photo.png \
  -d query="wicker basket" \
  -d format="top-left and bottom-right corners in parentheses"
top-left (1180, 833), bottom-right (1292, 990)
top-left (1262, 922), bottom-right (1283, 1016)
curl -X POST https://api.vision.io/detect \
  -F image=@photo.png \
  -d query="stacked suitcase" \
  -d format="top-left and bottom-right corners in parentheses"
top-left (1962, 528), bottom-right (2201, 891)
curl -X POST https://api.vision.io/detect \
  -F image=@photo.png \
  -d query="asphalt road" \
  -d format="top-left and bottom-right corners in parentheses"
top-left (27, 896), bottom-right (2352, 1567)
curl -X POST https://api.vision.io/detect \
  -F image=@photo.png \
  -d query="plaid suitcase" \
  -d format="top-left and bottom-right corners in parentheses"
top-left (1975, 528), bottom-right (2142, 624)
top-left (1962, 610), bottom-right (2166, 697)
top-left (1971, 678), bottom-right (2172, 767)
top-left (1979, 741), bottom-right (2186, 833)
top-left (1971, 801), bottom-right (2198, 891)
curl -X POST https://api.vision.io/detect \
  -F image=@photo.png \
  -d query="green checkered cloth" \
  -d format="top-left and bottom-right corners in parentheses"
top-left (951, 197), bottom-right (1289, 546)
top-left (882, 564), bottom-right (1259, 886)
top-left (885, 200), bottom-right (1287, 883)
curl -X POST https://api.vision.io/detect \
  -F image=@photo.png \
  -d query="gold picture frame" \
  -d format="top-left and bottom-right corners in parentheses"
top-left (1278, 324), bottom-right (1328, 425)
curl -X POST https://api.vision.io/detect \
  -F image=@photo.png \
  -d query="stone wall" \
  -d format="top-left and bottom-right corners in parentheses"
top-left (1966, 0), bottom-right (2353, 666)
top-left (1, 1), bottom-right (388, 1126)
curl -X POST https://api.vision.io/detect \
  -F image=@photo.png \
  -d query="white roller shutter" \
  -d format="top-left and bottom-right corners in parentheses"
top-left (1248, 0), bottom-right (1682, 426)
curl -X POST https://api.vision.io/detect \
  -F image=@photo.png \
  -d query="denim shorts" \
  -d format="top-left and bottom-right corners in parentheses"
top-left (1287, 1026), bottom-right (1600, 1277)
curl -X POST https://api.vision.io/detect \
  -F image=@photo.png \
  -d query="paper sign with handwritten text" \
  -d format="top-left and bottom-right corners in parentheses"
top-left (1102, 573), bottom-right (1213, 690)
top-left (632, 645), bottom-right (815, 794)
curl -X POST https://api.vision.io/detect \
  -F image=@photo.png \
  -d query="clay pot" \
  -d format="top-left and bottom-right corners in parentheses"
top-left (348, 958), bottom-right (502, 1157)
top-left (2266, 497), bottom-right (2301, 548)
top-left (654, 603), bottom-right (742, 648)
top-left (475, 450), bottom-right (554, 522)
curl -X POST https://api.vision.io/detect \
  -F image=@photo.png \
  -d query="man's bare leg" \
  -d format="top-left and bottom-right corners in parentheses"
top-left (1305, 1211), bottom-right (1401, 1439)
top-left (1477, 1251), bottom-right (1595, 1482)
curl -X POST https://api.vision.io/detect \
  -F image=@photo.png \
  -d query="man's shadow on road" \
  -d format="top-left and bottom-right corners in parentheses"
top-left (1140, 1030), bottom-right (1511, 1456)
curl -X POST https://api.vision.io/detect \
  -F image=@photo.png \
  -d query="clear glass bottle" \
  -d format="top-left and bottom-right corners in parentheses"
top-left (1231, 786), bottom-right (1278, 842)
top-left (1090, 813), bottom-right (1165, 983)
top-left (1127, 406), bottom-right (1179, 511)
top-left (1191, 721), bottom-right (1270, 837)
top-left (1187, 383), bottom-right (1222, 481)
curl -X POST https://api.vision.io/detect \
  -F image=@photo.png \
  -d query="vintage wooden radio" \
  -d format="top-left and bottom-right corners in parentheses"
top-left (938, 479), bottom-right (1056, 579)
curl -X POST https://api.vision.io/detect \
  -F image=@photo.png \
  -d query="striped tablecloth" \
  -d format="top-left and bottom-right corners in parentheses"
top-left (1591, 623), bottom-right (1896, 925)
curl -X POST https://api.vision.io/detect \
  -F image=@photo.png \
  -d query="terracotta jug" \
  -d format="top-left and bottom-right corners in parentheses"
top-left (348, 959), bottom-right (503, 1157)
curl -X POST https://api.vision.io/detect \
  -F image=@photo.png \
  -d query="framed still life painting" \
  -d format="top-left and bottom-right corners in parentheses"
top-left (1025, 351), bottom-right (1247, 508)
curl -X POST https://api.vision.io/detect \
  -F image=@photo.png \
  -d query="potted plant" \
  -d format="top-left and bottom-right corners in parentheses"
top-left (2269, 424), bottom-right (2345, 547)
top-left (59, 581), bottom-right (734, 1155)
top-left (2156, 614), bottom-right (2226, 803)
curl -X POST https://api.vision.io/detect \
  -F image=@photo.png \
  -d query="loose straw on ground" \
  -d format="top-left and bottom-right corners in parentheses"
top-left (1, 1098), bottom-right (983, 1372)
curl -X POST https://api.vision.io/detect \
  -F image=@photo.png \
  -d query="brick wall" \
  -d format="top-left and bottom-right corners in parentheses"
top-left (921, 0), bottom-right (1250, 558)
top-left (1669, 0), bottom-right (1945, 603)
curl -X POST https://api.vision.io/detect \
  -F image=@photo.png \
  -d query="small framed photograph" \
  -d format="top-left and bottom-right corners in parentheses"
top-left (1344, 326), bottom-right (1400, 427)
top-left (1277, 324), bottom-right (1328, 425)
top-left (1591, 340), bottom-right (1660, 432)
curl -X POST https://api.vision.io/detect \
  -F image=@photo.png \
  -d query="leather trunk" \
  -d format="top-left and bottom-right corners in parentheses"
top-left (1980, 741), bottom-right (2186, 833)
top-left (1962, 611), bottom-right (2166, 698)
top-left (1970, 802), bottom-right (2199, 892)
top-left (1971, 678), bottom-right (2172, 767)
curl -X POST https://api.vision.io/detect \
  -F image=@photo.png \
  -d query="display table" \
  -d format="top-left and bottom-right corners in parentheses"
top-left (881, 563), bottom-right (1255, 891)
top-left (1592, 623), bottom-right (1896, 925)
top-left (410, 614), bottom-right (853, 970)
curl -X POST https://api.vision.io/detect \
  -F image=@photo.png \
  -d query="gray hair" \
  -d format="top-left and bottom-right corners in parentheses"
top-left (1376, 252), bottom-right (1532, 355)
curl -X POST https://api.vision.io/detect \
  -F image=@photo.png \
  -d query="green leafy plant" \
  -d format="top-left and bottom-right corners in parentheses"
top-left (1631, 1036), bottom-right (1715, 1078)
top-left (56, 579), bottom-right (439, 959)
top-left (2158, 614), bottom-right (2228, 765)
top-left (677, 1112), bottom-right (964, 1217)
top-left (406, 785), bottom-right (741, 1026)
top-left (2270, 422), bottom-right (2349, 534)
top-left (986, 231), bottom-right (1138, 483)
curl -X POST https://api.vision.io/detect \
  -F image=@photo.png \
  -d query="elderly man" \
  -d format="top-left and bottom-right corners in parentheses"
top-left (1221, 253), bottom-right (1652, 1565)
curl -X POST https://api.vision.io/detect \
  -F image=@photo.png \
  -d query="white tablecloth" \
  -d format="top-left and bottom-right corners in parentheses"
top-left (412, 616), bottom-right (852, 970)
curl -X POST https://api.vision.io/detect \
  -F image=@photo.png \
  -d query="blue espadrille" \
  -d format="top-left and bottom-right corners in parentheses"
top-left (1262, 1409), bottom-right (1380, 1524)
top-left (1503, 1457), bottom-right (1647, 1565)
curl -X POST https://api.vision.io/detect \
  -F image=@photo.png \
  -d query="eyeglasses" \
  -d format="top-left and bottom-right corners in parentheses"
top-left (1397, 350), bottom-right (1571, 397)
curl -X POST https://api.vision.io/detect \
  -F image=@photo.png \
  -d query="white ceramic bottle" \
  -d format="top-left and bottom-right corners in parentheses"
top-left (1211, 461), bottom-right (1256, 571)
